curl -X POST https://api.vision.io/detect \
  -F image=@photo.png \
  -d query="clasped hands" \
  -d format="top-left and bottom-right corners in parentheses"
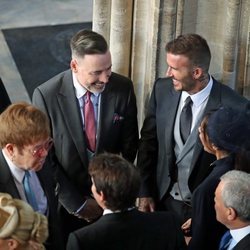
top-left (75, 198), bottom-right (103, 222)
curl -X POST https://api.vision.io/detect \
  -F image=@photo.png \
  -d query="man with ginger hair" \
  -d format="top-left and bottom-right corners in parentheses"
top-left (0, 102), bottom-right (62, 250)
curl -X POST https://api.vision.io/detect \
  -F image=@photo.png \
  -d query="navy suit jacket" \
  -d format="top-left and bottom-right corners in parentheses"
top-left (0, 151), bottom-right (62, 250)
top-left (188, 155), bottom-right (234, 250)
top-left (137, 77), bottom-right (248, 200)
top-left (32, 70), bottom-right (139, 213)
top-left (66, 209), bottom-right (187, 250)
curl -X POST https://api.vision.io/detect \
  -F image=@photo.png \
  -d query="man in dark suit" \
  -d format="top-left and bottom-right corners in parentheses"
top-left (137, 34), bottom-right (248, 225)
top-left (0, 77), bottom-right (11, 113)
top-left (67, 153), bottom-right (186, 250)
top-left (215, 170), bottom-right (250, 250)
top-left (32, 30), bottom-right (138, 238)
top-left (0, 102), bottom-right (62, 250)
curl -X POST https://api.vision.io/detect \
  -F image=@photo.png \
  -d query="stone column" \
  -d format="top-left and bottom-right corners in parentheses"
top-left (222, 0), bottom-right (241, 88)
top-left (243, 19), bottom-right (250, 98)
top-left (176, 0), bottom-right (185, 37)
top-left (157, 0), bottom-right (177, 77)
top-left (131, 0), bottom-right (161, 127)
top-left (109, 0), bottom-right (133, 76)
top-left (92, 0), bottom-right (111, 43)
top-left (235, 0), bottom-right (250, 97)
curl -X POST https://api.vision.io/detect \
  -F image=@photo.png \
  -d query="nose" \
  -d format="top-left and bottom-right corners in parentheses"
top-left (166, 67), bottom-right (172, 77)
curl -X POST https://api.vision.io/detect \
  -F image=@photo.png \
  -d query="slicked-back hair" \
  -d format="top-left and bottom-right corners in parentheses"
top-left (220, 170), bottom-right (250, 222)
top-left (89, 153), bottom-right (141, 211)
top-left (165, 33), bottom-right (211, 72)
top-left (70, 29), bottom-right (108, 59)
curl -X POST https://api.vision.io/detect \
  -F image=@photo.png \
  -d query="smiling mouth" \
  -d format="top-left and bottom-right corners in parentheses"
top-left (172, 79), bottom-right (179, 84)
top-left (94, 82), bottom-right (106, 89)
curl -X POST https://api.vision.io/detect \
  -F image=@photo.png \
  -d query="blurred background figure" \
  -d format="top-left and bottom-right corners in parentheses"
top-left (67, 153), bottom-right (186, 250)
top-left (215, 170), bottom-right (250, 250)
top-left (182, 104), bottom-right (250, 249)
top-left (0, 192), bottom-right (48, 250)
top-left (0, 102), bottom-right (62, 250)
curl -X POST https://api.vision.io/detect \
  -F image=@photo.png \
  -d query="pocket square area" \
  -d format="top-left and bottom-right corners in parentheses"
top-left (113, 113), bottom-right (124, 123)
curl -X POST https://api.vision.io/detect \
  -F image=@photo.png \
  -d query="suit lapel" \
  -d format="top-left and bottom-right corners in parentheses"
top-left (164, 87), bottom-right (181, 149)
top-left (96, 82), bottom-right (116, 151)
top-left (56, 71), bottom-right (88, 165)
top-left (234, 234), bottom-right (250, 250)
top-left (0, 151), bottom-right (21, 198)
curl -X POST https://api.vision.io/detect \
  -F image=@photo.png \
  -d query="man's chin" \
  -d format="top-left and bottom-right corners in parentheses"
top-left (90, 85), bottom-right (106, 94)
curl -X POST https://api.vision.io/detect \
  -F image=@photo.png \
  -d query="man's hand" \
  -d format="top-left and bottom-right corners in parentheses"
top-left (76, 198), bottom-right (103, 222)
top-left (137, 197), bottom-right (155, 212)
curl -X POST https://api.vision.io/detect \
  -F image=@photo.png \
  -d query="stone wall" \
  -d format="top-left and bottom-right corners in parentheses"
top-left (93, 0), bottom-right (250, 127)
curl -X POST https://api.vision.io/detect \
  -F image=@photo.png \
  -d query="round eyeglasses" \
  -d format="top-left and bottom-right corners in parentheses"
top-left (30, 138), bottom-right (53, 157)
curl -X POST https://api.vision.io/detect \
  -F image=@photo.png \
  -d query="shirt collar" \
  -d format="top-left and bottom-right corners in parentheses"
top-left (103, 207), bottom-right (135, 215)
top-left (2, 149), bottom-right (25, 183)
top-left (182, 75), bottom-right (213, 107)
top-left (230, 225), bottom-right (250, 243)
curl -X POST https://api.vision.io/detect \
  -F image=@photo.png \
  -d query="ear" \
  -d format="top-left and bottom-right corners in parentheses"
top-left (5, 143), bottom-right (15, 156)
top-left (7, 239), bottom-right (19, 249)
top-left (70, 59), bottom-right (78, 73)
top-left (99, 191), bottom-right (105, 203)
top-left (192, 67), bottom-right (203, 80)
top-left (227, 207), bottom-right (237, 221)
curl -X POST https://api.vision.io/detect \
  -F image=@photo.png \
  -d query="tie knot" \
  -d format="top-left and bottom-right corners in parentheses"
top-left (185, 96), bottom-right (192, 106)
top-left (85, 91), bottom-right (92, 101)
top-left (24, 170), bottom-right (30, 178)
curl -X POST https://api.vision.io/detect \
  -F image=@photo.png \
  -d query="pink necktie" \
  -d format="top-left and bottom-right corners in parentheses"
top-left (84, 91), bottom-right (96, 152)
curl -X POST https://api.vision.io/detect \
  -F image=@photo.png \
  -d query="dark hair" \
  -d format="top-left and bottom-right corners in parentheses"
top-left (207, 106), bottom-right (249, 153)
top-left (165, 33), bottom-right (211, 72)
top-left (89, 153), bottom-right (141, 211)
top-left (70, 29), bottom-right (108, 58)
top-left (206, 105), bottom-right (250, 173)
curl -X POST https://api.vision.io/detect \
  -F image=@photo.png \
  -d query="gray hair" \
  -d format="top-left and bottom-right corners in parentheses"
top-left (220, 170), bottom-right (250, 222)
top-left (70, 29), bottom-right (108, 59)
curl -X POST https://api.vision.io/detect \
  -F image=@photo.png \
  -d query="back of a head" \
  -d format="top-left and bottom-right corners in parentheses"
top-left (0, 193), bottom-right (48, 249)
top-left (89, 153), bottom-right (141, 211)
top-left (207, 106), bottom-right (250, 153)
top-left (0, 102), bottom-right (50, 148)
top-left (165, 33), bottom-right (211, 72)
top-left (220, 170), bottom-right (250, 222)
top-left (70, 29), bottom-right (108, 59)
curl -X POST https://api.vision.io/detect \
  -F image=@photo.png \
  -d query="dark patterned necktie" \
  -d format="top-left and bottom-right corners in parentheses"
top-left (180, 96), bottom-right (193, 143)
top-left (84, 91), bottom-right (96, 152)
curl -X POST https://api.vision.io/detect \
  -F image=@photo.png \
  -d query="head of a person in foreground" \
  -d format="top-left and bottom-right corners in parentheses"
top-left (0, 193), bottom-right (48, 250)
top-left (89, 153), bottom-right (141, 212)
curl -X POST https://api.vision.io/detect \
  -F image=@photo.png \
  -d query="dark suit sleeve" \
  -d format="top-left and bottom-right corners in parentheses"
top-left (33, 88), bottom-right (86, 213)
top-left (120, 80), bottom-right (139, 162)
top-left (66, 233), bottom-right (82, 250)
top-left (136, 81), bottom-right (159, 198)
